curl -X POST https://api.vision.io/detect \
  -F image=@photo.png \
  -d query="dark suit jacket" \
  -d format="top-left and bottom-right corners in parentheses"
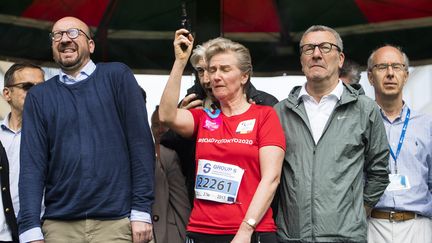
top-left (0, 142), bottom-right (18, 242)
top-left (153, 145), bottom-right (191, 243)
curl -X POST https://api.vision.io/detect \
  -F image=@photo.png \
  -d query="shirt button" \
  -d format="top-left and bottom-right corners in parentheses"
top-left (153, 215), bottom-right (159, 222)
top-left (5, 208), bottom-right (10, 213)
top-left (0, 166), bottom-right (2, 170)
top-left (2, 187), bottom-right (6, 191)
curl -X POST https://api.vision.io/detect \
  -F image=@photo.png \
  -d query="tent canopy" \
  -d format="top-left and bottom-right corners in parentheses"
top-left (0, 0), bottom-right (431, 75)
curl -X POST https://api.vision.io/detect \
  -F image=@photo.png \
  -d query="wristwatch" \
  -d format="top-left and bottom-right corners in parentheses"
top-left (243, 218), bottom-right (257, 229)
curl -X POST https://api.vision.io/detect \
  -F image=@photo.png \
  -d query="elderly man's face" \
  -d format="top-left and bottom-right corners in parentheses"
top-left (195, 59), bottom-right (212, 98)
top-left (300, 31), bottom-right (344, 83)
top-left (51, 17), bottom-right (94, 75)
top-left (151, 111), bottom-right (168, 145)
top-left (368, 46), bottom-right (408, 98)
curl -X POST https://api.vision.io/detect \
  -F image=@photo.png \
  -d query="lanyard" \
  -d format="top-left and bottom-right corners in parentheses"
top-left (204, 108), bottom-right (221, 119)
top-left (389, 108), bottom-right (410, 174)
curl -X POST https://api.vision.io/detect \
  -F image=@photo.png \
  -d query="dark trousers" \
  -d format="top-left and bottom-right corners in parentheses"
top-left (186, 231), bottom-right (277, 243)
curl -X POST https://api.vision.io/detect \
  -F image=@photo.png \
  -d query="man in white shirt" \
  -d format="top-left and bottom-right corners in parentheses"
top-left (274, 25), bottom-right (389, 243)
top-left (0, 63), bottom-right (44, 243)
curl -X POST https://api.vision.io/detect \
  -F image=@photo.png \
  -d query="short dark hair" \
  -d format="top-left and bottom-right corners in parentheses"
top-left (4, 62), bottom-right (44, 87)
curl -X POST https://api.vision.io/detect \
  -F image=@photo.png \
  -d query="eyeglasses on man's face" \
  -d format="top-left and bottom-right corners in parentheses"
top-left (50, 28), bottom-right (91, 42)
top-left (6, 82), bottom-right (38, 91)
top-left (300, 42), bottom-right (341, 55)
top-left (371, 63), bottom-right (406, 72)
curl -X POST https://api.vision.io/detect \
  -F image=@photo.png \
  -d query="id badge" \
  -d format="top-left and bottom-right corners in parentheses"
top-left (195, 159), bottom-right (244, 204)
top-left (386, 174), bottom-right (411, 191)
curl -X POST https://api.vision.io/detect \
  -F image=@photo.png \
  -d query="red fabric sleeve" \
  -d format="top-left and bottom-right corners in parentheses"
top-left (257, 107), bottom-right (286, 151)
top-left (189, 108), bottom-right (204, 138)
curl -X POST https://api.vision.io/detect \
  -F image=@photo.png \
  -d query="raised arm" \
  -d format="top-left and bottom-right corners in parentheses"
top-left (159, 29), bottom-right (195, 138)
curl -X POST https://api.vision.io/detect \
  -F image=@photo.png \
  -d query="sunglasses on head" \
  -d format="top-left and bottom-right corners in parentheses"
top-left (6, 82), bottom-right (37, 91)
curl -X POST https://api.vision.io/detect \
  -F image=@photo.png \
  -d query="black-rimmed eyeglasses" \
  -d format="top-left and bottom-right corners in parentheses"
top-left (300, 42), bottom-right (341, 55)
top-left (50, 28), bottom-right (91, 42)
top-left (5, 82), bottom-right (38, 91)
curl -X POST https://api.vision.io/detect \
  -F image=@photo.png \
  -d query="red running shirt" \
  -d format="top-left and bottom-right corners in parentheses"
top-left (187, 104), bottom-right (286, 234)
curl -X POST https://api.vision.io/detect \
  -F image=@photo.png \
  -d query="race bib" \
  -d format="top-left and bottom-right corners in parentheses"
top-left (387, 174), bottom-right (411, 191)
top-left (195, 159), bottom-right (244, 204)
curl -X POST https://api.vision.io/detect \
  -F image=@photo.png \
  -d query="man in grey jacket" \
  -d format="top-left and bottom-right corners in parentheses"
top-left (274, 25), bottom-right (390, 242)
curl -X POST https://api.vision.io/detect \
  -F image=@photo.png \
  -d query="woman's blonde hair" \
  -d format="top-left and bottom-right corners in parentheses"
top-left (204, 37), bottom-right (252, 78)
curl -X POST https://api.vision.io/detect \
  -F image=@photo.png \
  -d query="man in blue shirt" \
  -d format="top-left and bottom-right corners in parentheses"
top-left (0, 63), bottom-right (44, 243)
top-left (367, 45), bottom-right (432, 243)
top-left (18, 17), bottom-right (155, 243)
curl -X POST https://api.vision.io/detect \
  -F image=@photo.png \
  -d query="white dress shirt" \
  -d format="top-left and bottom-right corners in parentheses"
top-left (298, 80), bottom-right (344, 144)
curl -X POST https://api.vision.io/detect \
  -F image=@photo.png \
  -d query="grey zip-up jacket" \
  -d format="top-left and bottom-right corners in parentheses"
top-left (274, 83), bottom-right (389, 243)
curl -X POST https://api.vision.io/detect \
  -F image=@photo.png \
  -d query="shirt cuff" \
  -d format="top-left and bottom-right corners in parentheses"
top-left (130, 209), bottom-right (152, 224)
top-left (19, 227), bottom-right (44, 243)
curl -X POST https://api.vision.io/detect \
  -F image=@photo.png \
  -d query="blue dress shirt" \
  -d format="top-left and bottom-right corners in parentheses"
top-left (374, 104), bottom-right (432, 218)
top-left (59, 60), bottom-right (96, 84)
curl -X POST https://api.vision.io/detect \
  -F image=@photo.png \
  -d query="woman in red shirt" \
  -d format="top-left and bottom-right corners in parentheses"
top-left (159, 29), bottom-right (285, 243)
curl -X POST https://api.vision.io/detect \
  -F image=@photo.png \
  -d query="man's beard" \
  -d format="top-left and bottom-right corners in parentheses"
top-left (58, 57), bottom-right (80, 70)
top-left (56, 43), bottom-right (82, 70)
